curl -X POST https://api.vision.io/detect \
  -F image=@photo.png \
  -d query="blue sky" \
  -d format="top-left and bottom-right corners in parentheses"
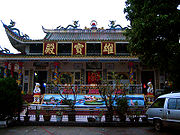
top-left (0, 0), bottom-right (129, 53)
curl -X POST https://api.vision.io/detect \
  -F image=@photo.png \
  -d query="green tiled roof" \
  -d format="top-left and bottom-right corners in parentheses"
top-left (43, 28), bottom-right (126, 41)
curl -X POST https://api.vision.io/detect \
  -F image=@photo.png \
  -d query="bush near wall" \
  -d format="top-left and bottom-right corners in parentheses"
top-left (0, 77), bottom-right (23, 120)
top-left (22, 94), bottom-right (34, 103)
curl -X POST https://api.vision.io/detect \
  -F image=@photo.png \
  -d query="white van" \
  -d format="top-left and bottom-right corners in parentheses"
top-left (146, 92), bottom-right (180, 131)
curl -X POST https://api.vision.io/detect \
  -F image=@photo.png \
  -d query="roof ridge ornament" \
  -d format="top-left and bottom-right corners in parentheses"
top-left (108, 20), bottom-right (127, 30)
top-left (0, 46), bottom-right (10, 54)
top-left (5, 20), bottom-right (30, 40)
top-left (56, 20), bottom-right (80, 30)
top-left (90, 20), bottom-right (97, 30)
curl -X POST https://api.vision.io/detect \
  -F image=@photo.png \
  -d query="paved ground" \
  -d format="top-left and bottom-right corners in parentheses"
top-left (0, 126), bottom-right (179, 135)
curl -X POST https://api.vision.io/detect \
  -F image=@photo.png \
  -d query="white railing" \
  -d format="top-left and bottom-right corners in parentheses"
top-left (45, 84), bottom-right (142, 94)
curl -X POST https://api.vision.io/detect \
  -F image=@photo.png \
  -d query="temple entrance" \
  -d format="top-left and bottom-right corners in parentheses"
top-left (34, 71), bottom-right (47, 94)
top-left (141, 71), bottom-right (154, 95)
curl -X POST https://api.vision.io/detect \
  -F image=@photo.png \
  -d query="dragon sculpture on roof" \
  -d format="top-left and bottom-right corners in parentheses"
top-left (0, 46), bottom-right (10, 54)
top-left (56, 21), bottom-right (80, 30)
top-left (108, 20), bottom-right (127, 30)
top-left (7, 20), bottom-right (30, 39)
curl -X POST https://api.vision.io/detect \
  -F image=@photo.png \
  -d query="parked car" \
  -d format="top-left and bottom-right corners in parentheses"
top-left (146, 92), bottom-right (180, 131)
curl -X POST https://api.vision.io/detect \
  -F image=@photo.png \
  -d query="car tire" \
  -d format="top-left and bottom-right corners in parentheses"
top-left (154, 120), bottom-right (162, 131)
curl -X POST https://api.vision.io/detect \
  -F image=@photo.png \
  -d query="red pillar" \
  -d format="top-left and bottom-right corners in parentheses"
top-left (4, 62), bottom-right (8, 78)
top-left (128, 62), bottom-right (134, 84)
top-left (54, 62), bottom-right (59, 85)
top-left (11, 63), bottom-right (15, 78)
top-left (17, 62), bottom-right (23, 85)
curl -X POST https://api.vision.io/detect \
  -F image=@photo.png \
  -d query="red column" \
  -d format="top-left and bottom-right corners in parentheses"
top-left (11, 63), bottom-right (15, 78)
top-left (4, 62), bottom-right (8, 78)
top-left (54, 62), bottom-right (59, 85)
top-left (128, 62), bottom-right (134, 84)
top-left (17, 62), bottom-right (23, 85)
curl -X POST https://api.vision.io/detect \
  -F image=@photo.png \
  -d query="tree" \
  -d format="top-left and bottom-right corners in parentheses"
top-left (98, 83), bottom-right (116, 122)
top-left (98, 72), bottom-right (124, 122)
top-left (0, 77), bottom-right (23, 120)
top-left (58, 84), bottom-right (77, 122)
top-left (124, 0), bottom-right (180, 89)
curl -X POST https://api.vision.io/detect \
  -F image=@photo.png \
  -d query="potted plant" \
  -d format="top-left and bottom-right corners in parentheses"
top-left (62, 99), bottom-right (76, 122)
top-left (134, 101), bottom-right (141, 123)
top-left (115, 95), bottom-right (129, 122)
top-left (24, 105), bottom-right (30, 122)
top-left (87, 110), bottom-right (96, 122)
top-left (128, 109), bottom-right (135, 123)
top-left (87, 117), bottom-right (96, 122)
top-left (99, 83), bottom-right (116, 122)
top-left (56, 111), bottom-right (63, 122)
top-left (59, 85), bottom-right (77, 122)
top-left (129, 115), bottom-right (135, 123)
top-left (95, 111), bottom-right (103, 122)
top-left (43, 110), bottom-right (51, 122)
top-left (134, 110), bottom-right (141, 123)
top-left (35, 109), bottom-right (40, 122)
top-left (98, 75), bottom-right (124, 122)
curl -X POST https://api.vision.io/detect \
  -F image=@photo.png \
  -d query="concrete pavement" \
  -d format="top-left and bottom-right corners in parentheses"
top-left (0, 126), bottom-right (179, 135)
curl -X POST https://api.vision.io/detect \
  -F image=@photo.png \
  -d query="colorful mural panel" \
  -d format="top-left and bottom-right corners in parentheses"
top-left (41, 94), bottom-right (145, 107)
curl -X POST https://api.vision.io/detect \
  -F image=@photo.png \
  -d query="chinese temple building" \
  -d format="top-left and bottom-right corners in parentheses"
top-left (0, 20), bottom-right (162, 96)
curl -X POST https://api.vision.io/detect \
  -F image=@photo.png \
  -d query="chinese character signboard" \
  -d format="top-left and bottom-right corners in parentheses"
top-left (102, 42), bottom-right (116, 55)
top-left (72, 42), bottom-right (86, 55)
top-left (43, 42), bottom-right (57, 55)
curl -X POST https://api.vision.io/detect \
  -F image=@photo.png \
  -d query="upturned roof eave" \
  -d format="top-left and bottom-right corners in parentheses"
top-left (4, 24), bottom-right (128, 47)
top-left (6, 27), bottom-right (128, 43)
top-left (5, 28), bottom-right (43, 43)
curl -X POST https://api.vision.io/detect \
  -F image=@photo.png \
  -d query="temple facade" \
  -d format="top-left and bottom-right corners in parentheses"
top-left (0, 20), bottom-right (163, 95)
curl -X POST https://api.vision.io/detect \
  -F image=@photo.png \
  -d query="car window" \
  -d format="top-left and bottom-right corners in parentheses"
top-left (168, 98), bottom-right (176, 109)
top-left (151, 98), bottom-right (165, 108)
top-left (176, 99), bottom-right (180, 110)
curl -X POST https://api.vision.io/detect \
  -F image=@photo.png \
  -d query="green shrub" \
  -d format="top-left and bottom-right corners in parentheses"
top-left (0, 77), bottom-right (23, 120)
top-left (115, 96), bottom-right (129, 117)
